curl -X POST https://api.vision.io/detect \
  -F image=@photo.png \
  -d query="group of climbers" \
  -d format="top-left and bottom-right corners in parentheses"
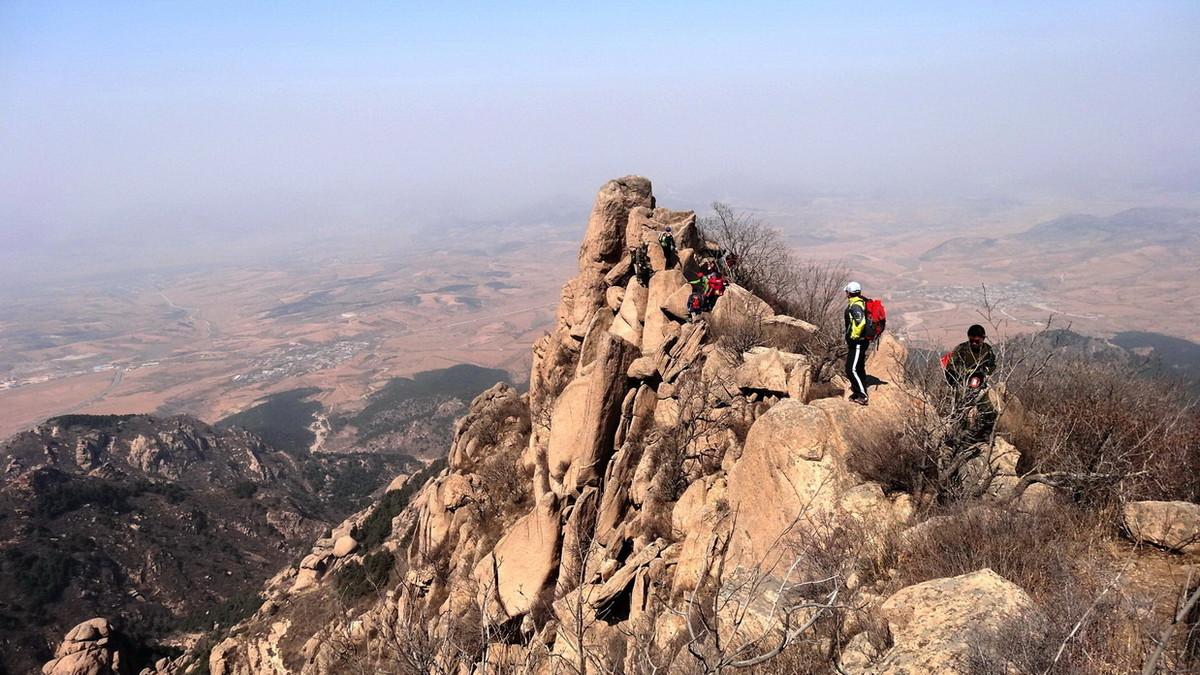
top-left (630, 226), bottom-right (729, 323)
top-left (687, 261), bottom-right (728, 323)
top-left (631, 227), bottom-right (998, 440)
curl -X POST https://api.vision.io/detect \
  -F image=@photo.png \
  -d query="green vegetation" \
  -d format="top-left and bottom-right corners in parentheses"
top-left (2, 548), bottom-right (73, 607)
top-left (352, 458), bottom-right (447, 551)
top-left (178, 591), bottom-right (264, 632)
top-left (334, 550), bottom-right (394, 600)
top-left (45, 413), bottom-right (139, 431)
top-left (231, 481), bottom-right (258, 499)
top-left (216, 388), bottom-right (322, 456)
top-left (34, 478), bottom-right (188, 518)
top-left (348, 364), bottom-right (509, 443)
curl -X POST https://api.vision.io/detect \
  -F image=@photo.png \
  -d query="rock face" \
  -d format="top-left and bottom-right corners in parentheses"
top-left (866, 569), bottom-right (1045, 674)
top-left (167, 177), bottom-right (950, 675)
top-left (1123, 500), bottom-right (1200, 553)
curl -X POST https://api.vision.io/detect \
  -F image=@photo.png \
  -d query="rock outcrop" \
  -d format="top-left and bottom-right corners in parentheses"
top-left (42, 618), bottom-right (129, 675)
top-left (163, 177), bottom-right (1040, 675)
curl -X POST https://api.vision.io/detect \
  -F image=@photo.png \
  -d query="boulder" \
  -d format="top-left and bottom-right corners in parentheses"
top-left (735, 347), bottom-right (806, 395)
top-left (710, 284), bottom-right (772, 327)
top-left (763, 314), bottom-right (818, 350)
top-left (840, 632), bottom-right (880, 672)
top-left (558, 177), bottom-right (654, 338)
top-left (554, 487), bottom-right (599, 597)
top-left (957, 437), bottom-right (1022, 500)
top-left (609, 278), bottom-right (649, 347)
top-left (1123, 501), bottom-right (1200, 553)
top-left (548, 331), bottom-right (637, 495)
top-left (385, 473), bottom-right (410, 493)
top-left (625, 206), bottom-right (697, 251)
top-left (662, 283), bottom-right (694, 321)
top-left (871, 568), bottom-right (1045, 674)
top-left (605, 285), bottom-right (625, 311)
top-left (332, 535), bottom-right (358, 558)
top-left (626, 356), bottom-right (659, 380)
top-left (581, 176), bottom-right (654, 267)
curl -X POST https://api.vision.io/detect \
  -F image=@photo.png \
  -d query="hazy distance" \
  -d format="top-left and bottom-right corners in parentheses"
top-left (1, 1), bottom-right (1199, 285)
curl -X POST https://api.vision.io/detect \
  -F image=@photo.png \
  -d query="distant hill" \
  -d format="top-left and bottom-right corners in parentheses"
top-left (919, 207), bottom-right (1200, 262)
top-left (216, 388), bottom-right (323, 455)
top-left (0, 413), bottom-right (416, 674)
top-left (918, 236), bottom-right (1000, 261)
top-left (1112, 331), bottom-right (1200, 390)
top-left (338, 363), bottom-right (512, 456)
top-left (1015, 207), bottom-right (1200, 245)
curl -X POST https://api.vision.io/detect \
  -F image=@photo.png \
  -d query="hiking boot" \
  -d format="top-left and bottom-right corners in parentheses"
top-left (849, 395), bottom-right (869, 406)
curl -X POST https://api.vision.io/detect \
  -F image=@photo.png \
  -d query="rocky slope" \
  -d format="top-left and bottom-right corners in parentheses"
top-left (0, 413), bottom-right (409, 674)
top-left (56, 177), bottom-right (1199, 675)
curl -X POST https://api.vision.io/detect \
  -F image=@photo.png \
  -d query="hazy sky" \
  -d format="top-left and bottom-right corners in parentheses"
top-left (2, 1), bottom-right (1198, 271)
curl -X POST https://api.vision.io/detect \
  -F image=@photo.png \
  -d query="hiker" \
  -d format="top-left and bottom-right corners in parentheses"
top-left (704, 267), bottom-right (726, 310)
top-left (658, 227), bottom-right (677, 268)
top-left (688, 265), bottom-right (709, 294)
top-left (631, 243), bottom-right (652, 286)
top-left (844, 281), bottom-right (872, 405)
top-left (945, 324), bottom-right (998, 441)
top-left (687, 289), bottom-right (705, 323)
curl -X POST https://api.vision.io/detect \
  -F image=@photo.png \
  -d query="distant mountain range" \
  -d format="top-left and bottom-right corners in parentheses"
top-left (920, 207), bottom-right (1200, 261)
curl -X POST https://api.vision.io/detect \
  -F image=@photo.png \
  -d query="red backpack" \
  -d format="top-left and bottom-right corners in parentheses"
top-left (864, 298), bottom-right (887, 340)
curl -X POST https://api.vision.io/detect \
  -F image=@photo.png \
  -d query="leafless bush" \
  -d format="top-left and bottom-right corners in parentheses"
top-left (1009, 356), bottom-right (1200, 505)
top-left (700, 202), bottom-right (793, 297)
top-left (708, 309), bottom-right (770, 362)
top-left (673, 510), bottom-right (848, 673)
top-left (477, 447), bottom-right (532, 514)
top-left (845, 417), bottom-right (939, 498)
top-left (897, 505), bottom-right (1093, 599)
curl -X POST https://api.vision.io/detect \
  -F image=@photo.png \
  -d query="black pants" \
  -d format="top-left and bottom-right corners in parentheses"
top-left (845, 339), bottom-right (870, 399)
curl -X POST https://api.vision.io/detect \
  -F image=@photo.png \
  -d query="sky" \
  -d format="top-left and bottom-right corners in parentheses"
top-left (1, 1), bottom-right (1198, 277)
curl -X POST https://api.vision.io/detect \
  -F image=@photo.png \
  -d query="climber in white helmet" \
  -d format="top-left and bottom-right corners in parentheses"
top-left (844, 281), bottom-right (871, 405)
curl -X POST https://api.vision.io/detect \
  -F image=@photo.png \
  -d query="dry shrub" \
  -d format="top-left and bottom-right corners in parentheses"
top-left (699, 202), bottom-right (847, 381)
top-left (844, 417), bottom-right (938, 499)
top-left (1012, 357), bottom-right (1200, 505)
top-left (708, 309), bottom-right (770, 362)
top-left (896, 505), bottom-right (1092, 599)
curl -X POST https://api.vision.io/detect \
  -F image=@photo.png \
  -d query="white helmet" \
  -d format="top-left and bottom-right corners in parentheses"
top-left (844, 281), bottom-right (862, 293)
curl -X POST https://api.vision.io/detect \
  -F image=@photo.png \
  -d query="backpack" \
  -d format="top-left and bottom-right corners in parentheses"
top-left (864, 298), bottom-right (887, 340)
top-left (688, 293), bottom-right (704, 312)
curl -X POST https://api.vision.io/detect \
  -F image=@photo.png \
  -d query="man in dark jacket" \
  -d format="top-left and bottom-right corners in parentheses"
top-left (844, 281), bottom-right (871, 405)
top-left (945, 324), bottom-right (996, 387)
top-left (946, 324), bottom-right (998, 441)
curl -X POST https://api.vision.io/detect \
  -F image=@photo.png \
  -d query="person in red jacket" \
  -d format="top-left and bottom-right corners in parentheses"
top-left (704, 268), bottom-right (726, 310)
